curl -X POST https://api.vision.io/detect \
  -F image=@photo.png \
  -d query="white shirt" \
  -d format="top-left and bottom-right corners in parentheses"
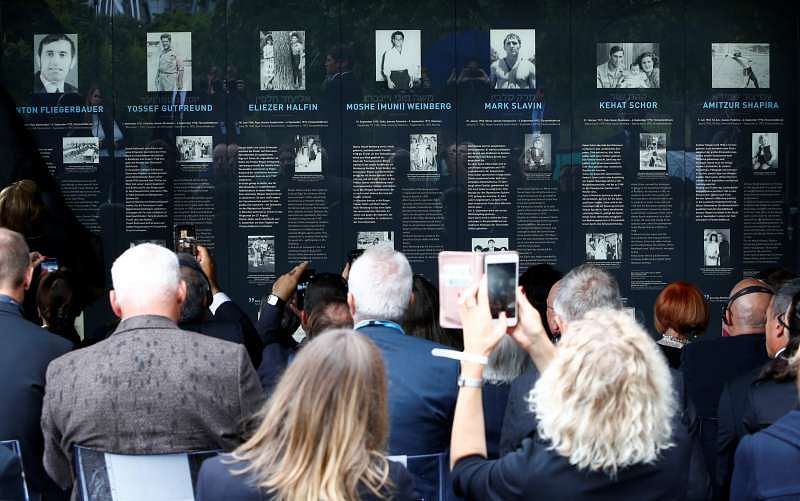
top-left (40, 73), bottom-right (64, 93)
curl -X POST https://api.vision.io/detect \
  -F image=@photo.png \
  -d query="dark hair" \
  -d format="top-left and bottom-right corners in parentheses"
top-left (402, 274), bottom-right (456, 348)
top-left (519, 264), bottom-right (563, 340)
top-left (178, 254), bottom-right (211, 323)
top-left (761, 283), bottom-right (800, 381)
top-left (37, 270), bottom-right (80, 344)
top-left (160, 33), bottom-right (171, 41)
top-left (635, 51), bottom-right (659, 69)
top-left (38, 34), bottom-right (75, 58)
top-left (306, 298), bottom-right (353, 338)
top-left (754, 267), bottom-right (797, 292)
top-left (304, 273), bottom-right (348, 316)
top-left (0, 180), bottom-right (45, 239)
top-left (609, 45), bottom-right (624, 56)
top-left (390, 31), bottom-right (404, 41)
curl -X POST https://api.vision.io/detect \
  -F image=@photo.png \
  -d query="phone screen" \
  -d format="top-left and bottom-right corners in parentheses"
top-left (41, 259), bottom-right (59, 272)
top-left (487, 262), bottom-right (517, 319)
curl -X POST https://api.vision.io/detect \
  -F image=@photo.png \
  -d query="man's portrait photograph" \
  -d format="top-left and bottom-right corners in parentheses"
top-left (375, 29), bottom-right (421, 90)
top-left (33, 34), bottom-right (78, 94)
top-left (489, 29), bottom-right (535, 89)
top-left (147, 32), bottom-right (192, 92)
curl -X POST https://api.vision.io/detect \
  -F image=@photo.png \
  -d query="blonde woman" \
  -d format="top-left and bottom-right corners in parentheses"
top-left (450, 278), bottom-right (692, 500)
top-left (196, 329), bottom-right (415, 500)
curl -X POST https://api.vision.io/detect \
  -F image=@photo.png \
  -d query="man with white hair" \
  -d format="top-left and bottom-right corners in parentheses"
top-left (500, 264), bottom-right (623, 454)
top-left (348, 246), bottom-right (458, 458)
top-left (41, 244), bottom-right (264, 495)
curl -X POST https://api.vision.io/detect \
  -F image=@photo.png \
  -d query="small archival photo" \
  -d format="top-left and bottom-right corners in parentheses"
top-left (357, 231), bottom-right (395, 249)
top-left (177, 136), bottom-right (213, 163)
top-left (248, 236), bottom-right (275, 273)
top-left (585, 233), bottom-right (622, 261)
top-left (711, 43), bottom-right (769, 88)
top-left (147, 32), bottom-right (192, 92)
top-left (472, 237), bottom-right (509, 252)
top-left (375, 29), bottom-right (421, 90)
top-left (523, 133), bottom-right (551, 172)
top-left (703, 229), bottom-right (731, 267)
top-left (63, 137), bottom-right (99, 164)
top-left (33, 34), bottom-right (78, 94)
top-left (410, 134), bottom-right (437, 172)
top-left (489, 29), bottom-right (535, 89)
top-left (596, 43), bottom-right (660, 89)
top-left (294, 134), bottom-right (322, 173)
top-left (751, 132), bottom-right (778, 171)
top-left (260, 30), bottom-right (306, 91)
top-left (639, 133), bottom-right (667, 171)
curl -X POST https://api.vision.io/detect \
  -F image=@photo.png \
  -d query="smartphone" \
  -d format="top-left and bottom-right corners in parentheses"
top-left (485, 252), bottom-right (519, 326)
top-left (438, 251), bottom-right (484, 329)
top-left (295, 268), bottom-right (316, 311)
top-left (175, 224), bottom-right (197, 255)
top-left (41, 258), bottom-right (59, 273)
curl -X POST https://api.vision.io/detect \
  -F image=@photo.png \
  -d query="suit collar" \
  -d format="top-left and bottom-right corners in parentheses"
top-left (113, 315), bottom-right (179, 335)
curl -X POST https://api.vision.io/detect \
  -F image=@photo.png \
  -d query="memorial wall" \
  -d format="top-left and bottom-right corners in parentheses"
top-left (1, 0), bottom-right (797, 334)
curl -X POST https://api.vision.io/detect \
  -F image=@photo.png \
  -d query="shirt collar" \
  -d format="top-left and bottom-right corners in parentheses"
top-left (40, 73), bottom-right (64, 93)
top-left (0, 294), bottom-right (21, 307)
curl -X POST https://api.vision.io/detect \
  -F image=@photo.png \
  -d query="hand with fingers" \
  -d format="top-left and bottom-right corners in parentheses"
top-left (271, 261), bottom-right (309, 302)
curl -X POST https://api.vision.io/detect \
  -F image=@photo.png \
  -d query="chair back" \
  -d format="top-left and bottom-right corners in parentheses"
top-left (0, 440), bottom-right (29, 501)
top-left (389, 451), bottom-right (450, 500)
top-left (73, 445), bottom-right (220, 501)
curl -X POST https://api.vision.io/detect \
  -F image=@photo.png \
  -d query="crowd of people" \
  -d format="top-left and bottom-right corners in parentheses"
top-left (2, 177), bottom-right (800, 500)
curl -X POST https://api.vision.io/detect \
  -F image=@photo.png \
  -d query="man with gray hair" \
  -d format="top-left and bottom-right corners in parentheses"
top-left (348, 246), bottom-right (458, 461)
top-left (41, 244), bottom-right (264, 495)
top-left (500, 264), bottom-right (622, 455)
top-left (0, 228), bottom-right (72, 500)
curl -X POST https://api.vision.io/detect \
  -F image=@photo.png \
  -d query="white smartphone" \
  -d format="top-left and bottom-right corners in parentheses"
top-left (484, 252), bottom-right (519, 327)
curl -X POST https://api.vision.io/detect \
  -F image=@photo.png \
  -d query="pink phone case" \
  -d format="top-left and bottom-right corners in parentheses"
top-left (438, 251), bottom-right (484, 329)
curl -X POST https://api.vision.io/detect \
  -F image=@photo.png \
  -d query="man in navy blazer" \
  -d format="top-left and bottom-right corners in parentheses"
top-left (0, 228), bottom-right (72, 500)
top-left (347, 246), bottom-right (459, 456)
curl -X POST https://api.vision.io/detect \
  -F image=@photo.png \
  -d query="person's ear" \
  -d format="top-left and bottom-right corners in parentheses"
top-left (176, 280), bottom-right (187, 306)
top-left (408, 291), bottom-right (415, 307)
top-left (555, 315), bottom-right (567, 336)
top-left (22, 265), bottom-right (34, 292)
top-left (109, 290), bottom-right (122, 318)
top-left (347, 292), bottom-right (357, 317)
top-left (300, 310), bottom-right (309, 328)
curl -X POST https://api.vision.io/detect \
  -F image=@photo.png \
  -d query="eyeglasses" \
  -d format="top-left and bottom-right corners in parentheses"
top-left (777, 312), bottom-right (791, 330)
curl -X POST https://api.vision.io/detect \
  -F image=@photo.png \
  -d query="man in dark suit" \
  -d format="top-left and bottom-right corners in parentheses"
top-left (348, 246), bottom-right (459, 456)
top-left (33, 34), bottom-right (78, 94)
top-left (178, 247), bottom-right (263, 367)
top-left (0, 228), bottom-right (72, 500)
top-left (41, 244), bottom-right (265, 496)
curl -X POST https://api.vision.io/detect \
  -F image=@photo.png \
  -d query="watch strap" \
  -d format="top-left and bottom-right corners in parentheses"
top-left (457, 375), bottom-right (483, 388)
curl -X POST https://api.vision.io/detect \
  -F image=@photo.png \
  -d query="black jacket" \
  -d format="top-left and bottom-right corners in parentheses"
top-left (0, 300), bottom-right (71, 500)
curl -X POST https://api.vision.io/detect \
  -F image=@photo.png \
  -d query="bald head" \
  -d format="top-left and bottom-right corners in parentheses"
top-left (0, 228), bottom-right (32, 300)
top-left (724, 278), bottom-right (773, 336)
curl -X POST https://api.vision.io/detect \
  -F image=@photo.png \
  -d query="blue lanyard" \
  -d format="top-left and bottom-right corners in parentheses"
top-left (0, 294), bottom-right (20, 307)
top-left (354, 319), bottom-right (405, 335)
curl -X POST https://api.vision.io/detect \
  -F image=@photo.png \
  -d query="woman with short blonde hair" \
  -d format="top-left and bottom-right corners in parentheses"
top-left (196, 329), bottom-right (414, 501)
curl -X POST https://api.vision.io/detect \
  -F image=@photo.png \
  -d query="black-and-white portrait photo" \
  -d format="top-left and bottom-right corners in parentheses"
top-left (752, 132), bottom-right (778, 170)
top-left (472, 237), bottom-right (509, 253)
top-left (147, 32), bottom-right (191, 92)
top-left (260, 31), bottom-right (306, 91)
top-left (585, 233), bottom-right (622, 261)
top-left (294, 134), bottom-right (322, 173)
top-left (248, 236), bottom-right (275, 273)
top-left (357, 231), bottom-right (395, 250)
top-left (712, 43), bottom-right (769, 88)
top-left (375, 30), bottom-right (421, 90)
top-left (410, 134), bottom-right (437, 172)
top-left (176, 136), bottom-right (212, 163)
top-left (596, 43), bottom-right (659, 89)
top-left (703, 229), bottom-right (731, 267)
top-left (489, 29), bottom-right (535, 89)
top-left (523, 133), bottom-right (550, 172)
top-left (34, 34), bottom-right (78, 94)
top-left (62, 137), bottom-right (99, 164)
top-left (639, 133), bottom-right (667, 171)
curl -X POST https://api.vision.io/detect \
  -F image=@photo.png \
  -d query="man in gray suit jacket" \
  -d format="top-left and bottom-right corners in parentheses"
top-left (41, 244), bottom-right (265, 494)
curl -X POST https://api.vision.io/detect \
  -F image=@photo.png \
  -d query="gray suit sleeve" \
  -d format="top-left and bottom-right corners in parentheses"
top-left (41, 363), bottom-right (72, 489)
top-left (236, 345), bottom-right (266, 440)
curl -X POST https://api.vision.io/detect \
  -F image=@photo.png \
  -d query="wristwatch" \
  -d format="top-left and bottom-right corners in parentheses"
top-left (266, 294), bottom-right (282, 306)
top-left (457, 375), bottom-right (483, 388)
